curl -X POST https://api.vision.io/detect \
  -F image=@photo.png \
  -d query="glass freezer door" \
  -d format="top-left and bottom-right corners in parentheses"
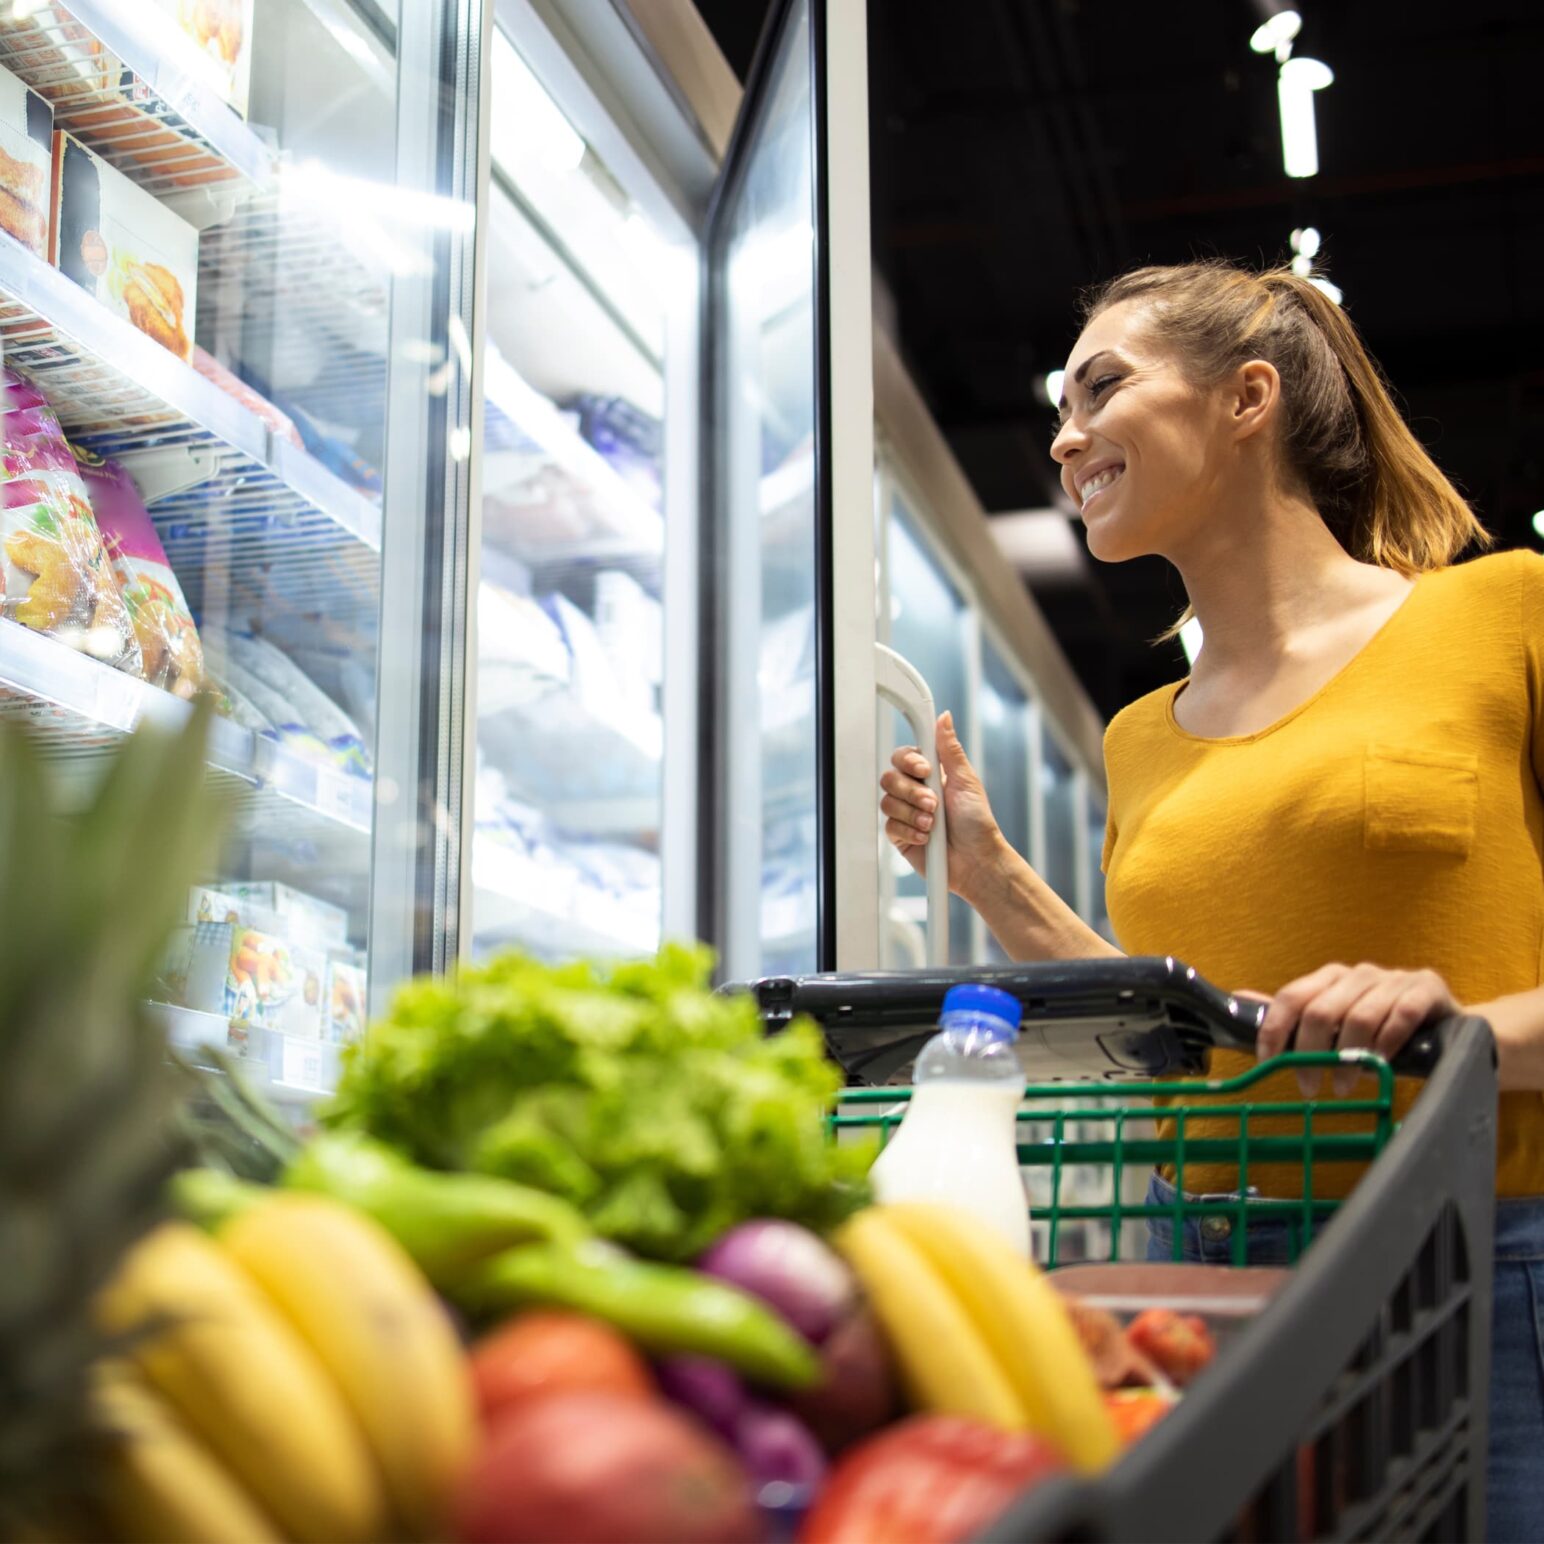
top-left (705, 0), bottom-right (876, 983)
top-left (0, 0), bottom-right (483, 1101)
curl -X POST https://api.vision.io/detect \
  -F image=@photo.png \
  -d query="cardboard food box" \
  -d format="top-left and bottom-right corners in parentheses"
top-left (150, 0), bottom-right (256, 121)
top-left (217, 881), bottom-right (349, 949)
top-left (156, 921), bottom-right (325, 1039)
top-left (50, 132), bottom-right (198, 361)
top-left (325, 958), bottom-right (367, 1045)
top-left (0, 64), bottom-right (51, 260)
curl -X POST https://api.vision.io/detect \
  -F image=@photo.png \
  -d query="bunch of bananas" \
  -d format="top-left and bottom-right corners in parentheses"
top-left (93, 1194), bottom-right (477, 1543)
top-left (833, 1203), bottom-right (1121, 1473)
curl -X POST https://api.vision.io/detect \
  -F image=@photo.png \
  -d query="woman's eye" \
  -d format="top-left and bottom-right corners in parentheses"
top-left (1088, 374), bottom-right (1120, 399)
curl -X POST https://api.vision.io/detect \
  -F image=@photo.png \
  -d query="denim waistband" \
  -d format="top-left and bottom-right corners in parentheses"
top-left (1494, 1198), bottom-right (1544, 1262)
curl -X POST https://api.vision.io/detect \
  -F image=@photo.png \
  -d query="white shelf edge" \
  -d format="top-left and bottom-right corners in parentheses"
top-left (0, 620), bottom-right (372, 834)
top-left (151, 1001), bottom-right (342, 1106)
top-left (0, 240), bottom-right (382, 551)
top-left (63, 0), bottom-right (274, 189)
top-left (484, 348), bottom-right (663, 555)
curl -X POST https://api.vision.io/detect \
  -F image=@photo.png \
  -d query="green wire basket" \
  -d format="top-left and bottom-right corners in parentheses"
top-left (833, 1051), bottom-right (1400, 1268)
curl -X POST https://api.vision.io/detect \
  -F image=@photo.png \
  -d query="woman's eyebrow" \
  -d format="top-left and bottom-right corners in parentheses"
top-left (1056, 350), bottom-right (1119, 423)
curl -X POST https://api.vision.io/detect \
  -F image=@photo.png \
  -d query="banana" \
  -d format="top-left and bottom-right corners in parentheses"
top-left (220, 1192), bottom-right (477, 1539)
top-left (95, 1222), bottom-right (386, 1543)
top-left (91, 1365), bottom-right (281, 1544)
top-left (883, 1203), bottom-right (1120, 1473)
top-left (832, 1208), bottom-right (1027, 1430)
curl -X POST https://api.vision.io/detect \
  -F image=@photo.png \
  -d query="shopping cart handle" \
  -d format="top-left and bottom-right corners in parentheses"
top-left (1233, 997), bottom-right (1451, 1079)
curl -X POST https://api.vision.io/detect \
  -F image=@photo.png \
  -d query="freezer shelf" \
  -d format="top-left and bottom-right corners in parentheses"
top-left (481, 348), bottom-right (662, 572)
top-left (0, 0), bottom-right (271, 202)
top-left (0, 616), bottom-right (371, 844)
top-left (153, 1002), bottom-right (343, 1106)
top-left (0, 235), bottom-right (381, 628)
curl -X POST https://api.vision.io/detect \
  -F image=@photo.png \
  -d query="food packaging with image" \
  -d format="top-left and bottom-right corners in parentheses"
top-left (157, 921), bottom-right (325, 1039)
top-left (150, 0), bottom-right (255, 120)
top-left (50, 132), bottom-right (198, 361)
top-left (0, 63), bottom-right (52, 259)
top-left (324, 958), bottom-right (367, 1045)
top-left (75, 446), bottom-right (204, 697)
top-left (0, 368), bottom-right (141, 674)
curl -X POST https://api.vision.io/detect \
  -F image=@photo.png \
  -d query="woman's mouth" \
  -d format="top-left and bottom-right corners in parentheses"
top-left (1078, 464), bottom-right (1124, 512)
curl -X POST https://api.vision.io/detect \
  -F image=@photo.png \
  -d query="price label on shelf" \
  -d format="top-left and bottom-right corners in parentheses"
top-left (280, 1036), bottom-right (324, 1091)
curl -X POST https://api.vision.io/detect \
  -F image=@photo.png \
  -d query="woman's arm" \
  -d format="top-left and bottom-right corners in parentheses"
top-left (961, 835), bottom-right (1123, 962)
top-left (881, 714), bottom-right (1120, 963)
top-left (1465, 987), bottom-right (1544, 1091)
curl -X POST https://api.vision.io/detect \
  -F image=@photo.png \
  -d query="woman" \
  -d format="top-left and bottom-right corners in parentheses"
top-left (878, 260), bottom-right (1544, 1539)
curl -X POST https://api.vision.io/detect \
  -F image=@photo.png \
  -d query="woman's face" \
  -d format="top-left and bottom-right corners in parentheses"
top-left (1050, 299), bottom-right (1241, 564)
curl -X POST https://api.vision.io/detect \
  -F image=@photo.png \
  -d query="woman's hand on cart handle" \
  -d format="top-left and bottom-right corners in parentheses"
top-left (880, 711), bottom-right (1005, 900)
top-left (1253, 963), bottom-right (1459, 1097)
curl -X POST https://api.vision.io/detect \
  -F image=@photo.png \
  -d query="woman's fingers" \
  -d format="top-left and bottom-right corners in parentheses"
top-left (879, 767), bottom-right (937, 812)
top-left (880, 793), bottom-right (933, 834)
top-left (1329, 975), bottom-right (1408, 1096)
top-left (891, 745), bottom-right (932, 781)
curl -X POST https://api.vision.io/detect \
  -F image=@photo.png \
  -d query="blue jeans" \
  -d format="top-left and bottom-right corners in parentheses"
top-left (1144, 1174), bottom-right (1544, 1540)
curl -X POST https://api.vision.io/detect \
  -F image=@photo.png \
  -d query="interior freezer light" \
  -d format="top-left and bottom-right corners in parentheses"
top-left (1179, 616), bottom-right (1204, 665)
top-left (1277, 56), bottom-right (1334, 178)
top-left (491, 29), bottom-right (586, 181)
top-left (1249, 8), bottom-right (1301, 53)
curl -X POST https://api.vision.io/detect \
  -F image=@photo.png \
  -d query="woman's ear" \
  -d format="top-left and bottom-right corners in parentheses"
top-left (1229, 359), bottom-right (1280, 443)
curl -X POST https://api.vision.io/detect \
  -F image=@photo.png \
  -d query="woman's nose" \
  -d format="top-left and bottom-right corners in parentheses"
top-left (1050, 418), bottom-right (1084, 464)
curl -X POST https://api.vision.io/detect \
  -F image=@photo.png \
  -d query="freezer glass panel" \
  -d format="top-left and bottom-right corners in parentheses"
top-left (470, 25), bottom-right (680, 963)
top-left (1040, 725), bottom-right (1080, 906)
top-left (884, 500), bottom-right (972, 965)
top-left (716, 0), bottom-right (820, 978)
top-left (0, 0), bottom-right (475, 1104)
top-left (980, 639), bottom-right (1030, 966)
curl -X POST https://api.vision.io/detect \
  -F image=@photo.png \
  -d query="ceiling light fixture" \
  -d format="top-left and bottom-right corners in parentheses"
top-left (1041, 369), bottom-right (1066, 409)
top-left (1532, 510), bottom-right (1544, 541)
top-left (1249, 2), bottom-right (1302, 57)
top-left (1278, 55), bottom-right (1334, 178)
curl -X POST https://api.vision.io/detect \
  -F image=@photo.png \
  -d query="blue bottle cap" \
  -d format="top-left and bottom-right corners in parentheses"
top-left (941, 983), bottom-right (1022, 1033)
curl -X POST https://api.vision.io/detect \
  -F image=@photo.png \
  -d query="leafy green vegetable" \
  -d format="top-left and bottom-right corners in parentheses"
top-left (321, 943), bottom-right (874, 1260)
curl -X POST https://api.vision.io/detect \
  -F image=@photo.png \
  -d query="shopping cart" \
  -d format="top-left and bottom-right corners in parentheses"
top-left (744, 958), bottom-right (1498, 1543)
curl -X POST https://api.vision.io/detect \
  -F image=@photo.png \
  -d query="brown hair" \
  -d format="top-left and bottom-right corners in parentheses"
top-left (1080, 261), bottom-right (1489, 630)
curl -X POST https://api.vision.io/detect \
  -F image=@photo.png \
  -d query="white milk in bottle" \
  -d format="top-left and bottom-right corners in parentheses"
top-left (868, 983), bottom-right (1030, 1256)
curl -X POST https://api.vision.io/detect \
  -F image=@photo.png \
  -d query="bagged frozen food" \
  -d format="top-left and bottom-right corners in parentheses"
top-left (192, 347), bottom-right (302, 447)
top-left (0, 368), bottom-right (141, 674)
top-left (74, 445), bottom-right (204, 698)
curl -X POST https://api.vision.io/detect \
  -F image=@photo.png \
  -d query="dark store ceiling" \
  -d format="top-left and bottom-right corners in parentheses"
top-left (695, 0), bottom-right (1544, 720)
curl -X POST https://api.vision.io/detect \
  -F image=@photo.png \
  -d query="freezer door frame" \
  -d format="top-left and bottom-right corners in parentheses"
top-left (367, 0), bottom-right (493, 1009)
top-left (701, 0), bottom-right (877, 981)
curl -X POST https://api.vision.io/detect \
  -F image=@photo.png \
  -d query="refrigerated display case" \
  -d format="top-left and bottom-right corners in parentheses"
top-left (0, 0), bottom-right (484, 1102)
top-left (978, 631), bottom-right (1033, 964)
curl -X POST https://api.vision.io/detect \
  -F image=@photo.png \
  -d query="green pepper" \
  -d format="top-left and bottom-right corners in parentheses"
top-left (468, 1240), bottom-right (821, 1390)
top-left (284, 1131), bottom-right (589, 1287)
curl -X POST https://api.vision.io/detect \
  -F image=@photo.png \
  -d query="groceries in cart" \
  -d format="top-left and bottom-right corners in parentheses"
top-left (72, 945), bottom-right (1331, 1544)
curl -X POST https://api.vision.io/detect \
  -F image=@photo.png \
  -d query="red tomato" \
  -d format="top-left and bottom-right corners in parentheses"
top-left (799, 1415), bottom-right (1066, 1544)
top-left (1125, 1308), bottom-right (1216, 1387)
top-left (1103, 1389), bottom-right (1174, 1446)
top-left (469, 1312), bottom-right (654, 1427)
top-left (454, 1391), bottom-right (760, 1544)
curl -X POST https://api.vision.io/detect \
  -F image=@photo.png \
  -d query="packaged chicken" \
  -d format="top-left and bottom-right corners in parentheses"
top-left (74, 445), bottom-right (204, 698)
top-left (0, 63), bottom-right (52, 259)
top-left (151, 0), bottom-right (255, 120)
top-left (51, 132), bottom-right (199, 362)
top-left (0, 368), bottom-right (141, 674)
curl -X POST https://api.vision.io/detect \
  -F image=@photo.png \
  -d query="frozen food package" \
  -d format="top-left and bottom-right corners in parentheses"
top-left (216, 880), bottom-right (348, 949)
top-left (0, 63), bottom-right (52, 259)
top-left (204, 666), bottom-right (273, 733)
top-left (206, 627), bottom-right (371, 778)
top-left (51, 132), bottom-right (199, 362)
top-left (74, 445), bottom-right (204, 698)
top-left (0, 368), bottom-right (141, 674)
top-left (324, 958), bottom-right (367, 1045)
top-left (150, 0), bottom-right (255, 119)
top-left (192, 348), bottom-right (302, 446)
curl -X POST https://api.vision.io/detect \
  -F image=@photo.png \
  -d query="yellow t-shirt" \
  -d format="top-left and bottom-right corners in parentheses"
top-left (1103, 549), bottom-right (1544, 1200)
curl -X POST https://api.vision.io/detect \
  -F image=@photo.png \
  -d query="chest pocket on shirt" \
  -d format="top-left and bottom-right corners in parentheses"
top-left (1363, 745), bottom-right (1478, 857)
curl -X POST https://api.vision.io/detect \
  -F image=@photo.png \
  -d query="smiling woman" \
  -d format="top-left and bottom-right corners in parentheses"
top-left (877, 256), bottom-right (1544, 1539)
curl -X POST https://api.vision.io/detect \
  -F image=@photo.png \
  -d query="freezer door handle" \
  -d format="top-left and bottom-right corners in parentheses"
top-left (875, 643), bottom-right (949, 966)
